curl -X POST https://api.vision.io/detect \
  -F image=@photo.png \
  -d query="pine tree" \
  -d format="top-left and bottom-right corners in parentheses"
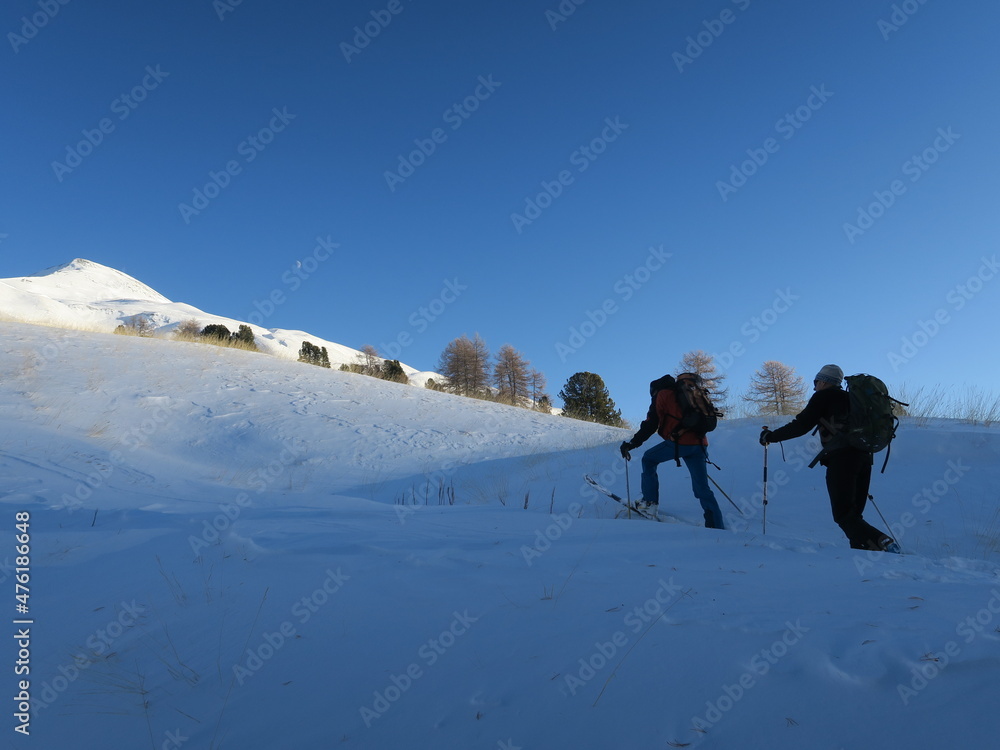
top-left (201, 324), bottom-right (232, 342)
top-left (438, 334), bottom-right (490, 398)
top-left (382, 359), bottom-right (408, 384)
top-left (298, 341), bottom-right (330, 368)
top-left (744, 360), bottom-right (806, 415)
top-left (298, 341), bottom-right (317, 365)
top-left (234, 324), bottom-right (258, 351)
top-left (493, 344), bottom-right (531, 406)
top-left (559, 372), bottom-right (624, 427)
top-left (677, 350), bottom-right (728, 405)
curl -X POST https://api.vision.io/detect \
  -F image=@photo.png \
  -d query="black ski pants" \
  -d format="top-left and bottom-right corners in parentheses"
top-left (823, 448), bottom-right (887, 549)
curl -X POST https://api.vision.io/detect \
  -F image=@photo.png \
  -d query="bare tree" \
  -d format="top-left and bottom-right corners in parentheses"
top-left (175, 319), bottom-right (202, 339)
top-left (677, 350), bottom-right (728, 405)
top-left (529, 368), bottom-right (549, 411)
top-left (357, 344), bottom-right (383, 377)
top-left (743, 360), bottom-right (807, 415)
top-left (494, 344), bottom-right (531, 406)
top-left (437, 334), bottom-right (490, 398)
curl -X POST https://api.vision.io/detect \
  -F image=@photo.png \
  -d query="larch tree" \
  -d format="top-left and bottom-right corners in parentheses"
top-left (744, 360), bottom-right (807, 415)
top-left (493, 344), bottom-right (531, 406)
top-left (437, 334), bottom-right (491, 398)
top-left (677, 349), bottom-right (728, 406)
top-left (529, 368), bottom-right (549, 411)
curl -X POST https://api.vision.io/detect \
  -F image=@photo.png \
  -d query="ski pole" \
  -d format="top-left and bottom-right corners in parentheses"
top-left (762, 425), bottom-right (769, 535)
top-left (868, 494), bottom-right (900, 552)
top-left (707, 474), bottom-right (744, 515)
top-left (624, 452), bottom-right (632, 520)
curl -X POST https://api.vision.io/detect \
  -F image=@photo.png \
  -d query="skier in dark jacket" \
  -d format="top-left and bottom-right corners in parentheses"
top-left (759, 364), bottom-right (899, 553)
top-left (619, 373), bottom-right (725, 529)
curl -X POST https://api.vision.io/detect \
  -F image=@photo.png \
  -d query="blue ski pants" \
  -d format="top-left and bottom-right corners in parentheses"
top-left (640, 440), bottom-right (726, 529)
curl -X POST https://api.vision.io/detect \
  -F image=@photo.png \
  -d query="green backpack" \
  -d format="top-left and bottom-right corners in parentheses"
top-left (843, 373), bottom-right (908, 472)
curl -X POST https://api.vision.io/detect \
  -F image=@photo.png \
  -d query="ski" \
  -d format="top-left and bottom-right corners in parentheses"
top-left (584, 475), bottom-right (661, 522)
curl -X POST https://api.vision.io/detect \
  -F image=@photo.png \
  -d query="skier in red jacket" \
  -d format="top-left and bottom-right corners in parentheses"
top-left (620, 373), bottom-right (725, 529)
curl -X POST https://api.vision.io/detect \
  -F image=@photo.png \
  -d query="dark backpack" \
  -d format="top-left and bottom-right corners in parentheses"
top-left (650, 374), bottom-right (723, 465)
top-left (841, 374), bottom-right (908, 473)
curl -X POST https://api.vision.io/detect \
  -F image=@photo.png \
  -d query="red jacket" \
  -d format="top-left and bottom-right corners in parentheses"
top-left (631, 387), bottom-right (708, 447)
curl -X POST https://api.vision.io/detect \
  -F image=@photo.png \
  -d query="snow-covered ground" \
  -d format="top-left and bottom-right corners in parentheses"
top-left (2, 320), bottom-right (999, 750)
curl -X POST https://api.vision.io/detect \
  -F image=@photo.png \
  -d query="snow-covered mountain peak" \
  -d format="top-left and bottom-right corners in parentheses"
top-left (19, 257), bottom-right (171, 304)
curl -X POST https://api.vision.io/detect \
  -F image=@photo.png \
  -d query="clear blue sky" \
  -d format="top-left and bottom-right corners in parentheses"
top-left (3, 0), bottom-right (998, 423)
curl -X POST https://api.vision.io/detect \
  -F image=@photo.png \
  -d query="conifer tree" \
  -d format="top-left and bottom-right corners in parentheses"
top-left (234, 324), bottom-right (258, 350)
top-left (298, 341), bottom-right (331, 368)
top-left (382, 359), bottom-right (408, 384)
top-left (559, 372), bottom-right (624, 427)
top-left (201, 324), bottom-right (232, 342)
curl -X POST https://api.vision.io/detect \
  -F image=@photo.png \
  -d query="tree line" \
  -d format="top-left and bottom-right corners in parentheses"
top-left (299, 337), bottom-right (815, 427)
top-left (555, 351), bottom-right (816, 428)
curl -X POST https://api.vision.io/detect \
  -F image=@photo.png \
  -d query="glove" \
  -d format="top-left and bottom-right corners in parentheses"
top-left (620, 441), bottom-right (635, 460)
top-left (759, 428), bottom-right (773, 446)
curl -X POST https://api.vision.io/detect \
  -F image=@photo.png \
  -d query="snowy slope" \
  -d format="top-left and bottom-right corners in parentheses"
top-left (2, 321), bottom-right (999, 750)
top-left (0, 259), bottom-right (437, 385)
